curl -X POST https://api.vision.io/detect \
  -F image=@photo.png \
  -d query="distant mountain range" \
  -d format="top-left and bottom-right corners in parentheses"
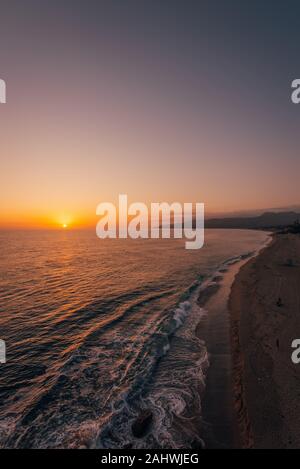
top-left (205, 205), bottom-right (300, 219)
top-left (205, 211), bottom-right (300, 229)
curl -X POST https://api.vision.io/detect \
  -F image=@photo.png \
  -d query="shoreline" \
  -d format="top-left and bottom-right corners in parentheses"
top-left (229, 233), bottom-right (300, 448)
top-left (228, 236), bottom-right (276, 448)
top-left (195, 244), bottom-right (269, 448)
top-left (195, 234), bottom-right (272, 448)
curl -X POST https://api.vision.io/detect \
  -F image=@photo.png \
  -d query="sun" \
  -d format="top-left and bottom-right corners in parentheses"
top-left (56, 214), bottom-right (73, 229)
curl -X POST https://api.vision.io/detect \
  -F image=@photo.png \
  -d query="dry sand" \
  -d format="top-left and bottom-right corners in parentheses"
top-left (229, 233), bottom-right (300, 448)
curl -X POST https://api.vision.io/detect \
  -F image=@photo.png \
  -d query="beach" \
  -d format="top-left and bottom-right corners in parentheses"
top-left (195, 246), bottom-right (269, 448)
top-left (230, 233), bottom-right (300, 448)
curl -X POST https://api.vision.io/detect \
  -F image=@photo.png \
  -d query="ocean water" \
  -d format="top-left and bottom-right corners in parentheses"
top-left (0, 229), bottom-right (269, 449)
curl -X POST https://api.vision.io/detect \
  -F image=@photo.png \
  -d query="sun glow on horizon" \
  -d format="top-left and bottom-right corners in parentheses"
top-left (56, 213), bottom-right (75, 230)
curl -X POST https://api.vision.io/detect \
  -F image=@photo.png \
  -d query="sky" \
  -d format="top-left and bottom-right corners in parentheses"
top-left (0, 0), bottom-right (300, 228)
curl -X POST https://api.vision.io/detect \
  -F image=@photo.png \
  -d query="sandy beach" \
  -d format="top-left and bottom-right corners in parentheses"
top-left (194, 246), bottom-right (269, 448)
top-left (196, 261), bottom-right (243, 449)
top-left (230, 233), bottom-right (300, 448)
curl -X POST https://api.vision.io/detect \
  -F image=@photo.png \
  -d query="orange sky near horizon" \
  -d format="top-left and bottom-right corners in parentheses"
top-left (1, 79), bottom-right (298, 231)
top-left (1, 87), bottom-right (299, 230)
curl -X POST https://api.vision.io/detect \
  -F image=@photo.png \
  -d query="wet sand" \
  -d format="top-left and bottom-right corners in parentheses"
top-left (196, 256), bottom-right (256, 448)
top-left (229, 234), bottom-right (300, 448)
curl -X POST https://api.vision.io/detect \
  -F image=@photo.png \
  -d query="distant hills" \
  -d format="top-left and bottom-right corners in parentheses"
top-left (205, 211), bottom-right (300, 230)
top-left (205, 205), bottom-right (300, 219)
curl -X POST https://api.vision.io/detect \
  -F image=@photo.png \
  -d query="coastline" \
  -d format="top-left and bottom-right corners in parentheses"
top-left (229, 233), bottom-right (300, 448)
top-left (195, 237), bottom-right (271, 448)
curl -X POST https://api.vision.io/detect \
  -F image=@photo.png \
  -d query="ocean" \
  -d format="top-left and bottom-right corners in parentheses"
top-left (0, 228), bottom-right (269, 448)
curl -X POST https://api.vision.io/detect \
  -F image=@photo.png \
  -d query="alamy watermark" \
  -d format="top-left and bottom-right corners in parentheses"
top-left (0, 78), bottom-right (6, 103)
top-left (0, 340), bottom-right (6, 364)
top-left (96, 194), bottom-right (204, 249)
top-left (291, 339), bottom-right (300, 364)
top-left (291, 79), bottom-right (300, 104)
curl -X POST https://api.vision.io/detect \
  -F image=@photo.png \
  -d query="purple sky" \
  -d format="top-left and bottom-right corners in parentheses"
top-left (0, 0), bottom-right (300, 227)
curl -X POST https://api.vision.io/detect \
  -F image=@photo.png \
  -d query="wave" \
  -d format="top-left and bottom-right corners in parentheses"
top-left (1, 239), bottom-right (270, 449)
top-left (2, 279), bottom-right (208, 449)
top-left (95, 291), bottom-right (209, 449)
top-left (4, 252), bottom-right (251, 448)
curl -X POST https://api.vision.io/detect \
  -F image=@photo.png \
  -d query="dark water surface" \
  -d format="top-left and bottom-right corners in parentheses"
top-left (0, 229), bottom-right (269, 448)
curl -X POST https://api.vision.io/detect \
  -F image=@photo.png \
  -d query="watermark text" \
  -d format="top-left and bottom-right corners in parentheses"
top-left (96, 195), bottom-right (204, 250)
top-left (0, 340), bottom-right (6, 364)
top-left (0, 79), bottom-right (6, 103)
